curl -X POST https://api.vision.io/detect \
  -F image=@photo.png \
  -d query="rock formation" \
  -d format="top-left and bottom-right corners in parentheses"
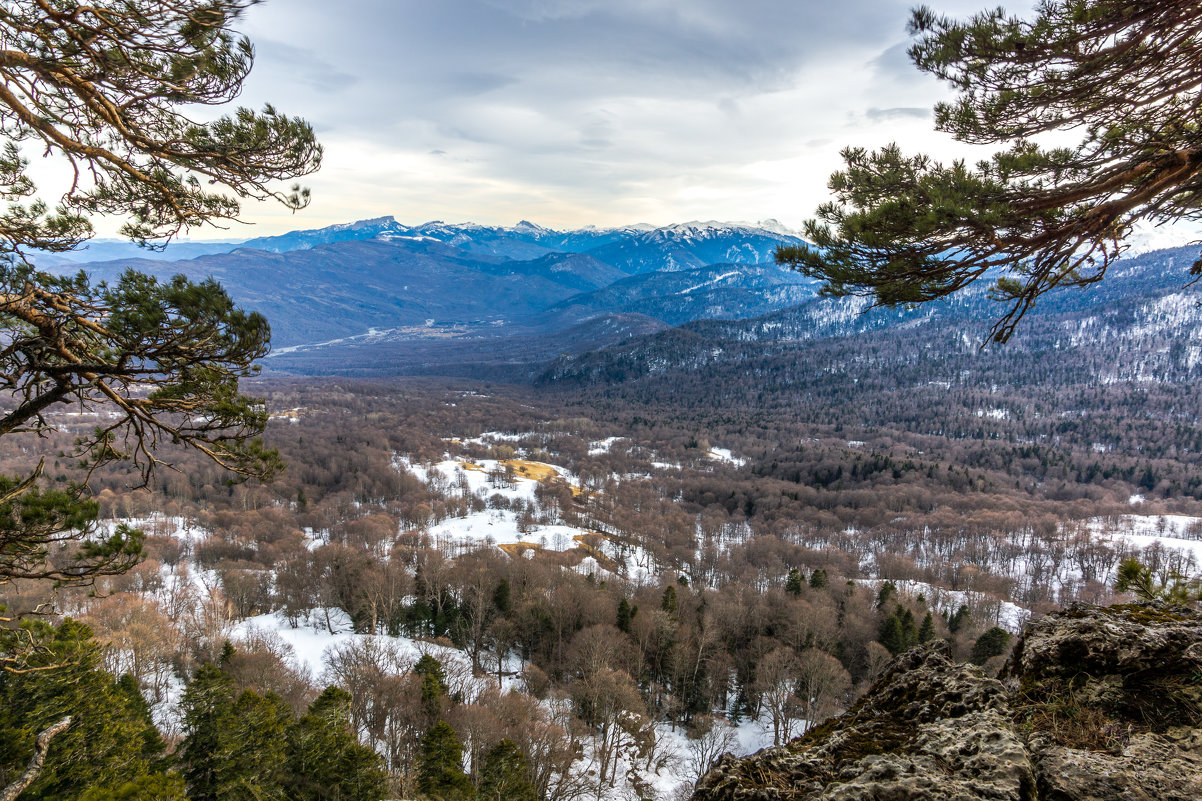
top-left (693, 601), bottom-right (1202, 800)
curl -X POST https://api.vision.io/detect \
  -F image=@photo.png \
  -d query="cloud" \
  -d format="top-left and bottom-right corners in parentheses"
top-left (219, 0), bottom-right (993, 232)
top-left (865, 107), bottom-right (930, 121)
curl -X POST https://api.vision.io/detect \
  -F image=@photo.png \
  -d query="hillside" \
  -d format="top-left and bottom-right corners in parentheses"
top-left (62, 219), bottom-right (814, 356)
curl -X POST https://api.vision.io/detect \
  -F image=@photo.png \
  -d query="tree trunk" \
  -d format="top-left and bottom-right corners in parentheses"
top-left (1, 716), bottom-right (71, 801)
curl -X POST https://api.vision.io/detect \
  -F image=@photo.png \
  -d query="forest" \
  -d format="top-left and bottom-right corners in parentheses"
top-left (2, 376), bottom-right (1198, 801)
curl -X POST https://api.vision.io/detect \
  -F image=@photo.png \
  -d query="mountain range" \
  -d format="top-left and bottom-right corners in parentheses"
top-left (57, 217), bottom-right (818, 365)
top-left (50, 217), bottom-right (1202, 392)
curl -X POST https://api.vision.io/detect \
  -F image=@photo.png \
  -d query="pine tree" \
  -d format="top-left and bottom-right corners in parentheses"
top-left (0, 0), bottom-right (319, 679)
top-left (416, 722), bottom-right (474, 801)
top-left (0, 620), bottom-right (175, 801)
top-left (809, 569), bottom-right (829, 589)
top-left (918, 612), bottom-right (936, 644)
top-left (948, 605), bottom-right (971, 634)
top-left (284, 687), bottom-right (389, 801)
top-left (415, 654), bottom-right (449, 693)
top-left (875, 581), bottom-right (897, 609)
top-left (77, 773), bottom-right (187, 801)
top-left (492, 580), bottom-right (512, 616)
top-left (971, 627), bottom-right (1013, 666)
top-left (779, 2), bottom-right (1202, 342)
top-left (785, 568), bottom-right (804, 596)
top-left (178, 663), bottom-right (290, 801)
top-left (899, 608), bottom-right (919, 650)
top-left (878, 614), bottom-right (905, 656)
top-left (616, 598), bottom-right (634, 633)
top-left (476, 739), bottom-right (536, 801)
top-left (661, 584), bottom-right (678, 614)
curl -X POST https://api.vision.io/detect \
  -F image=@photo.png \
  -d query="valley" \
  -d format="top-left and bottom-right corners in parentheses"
top-left (7, 216), bottom-right (1202, 800)
top-left (6, 357), bottom-right (1200, 798)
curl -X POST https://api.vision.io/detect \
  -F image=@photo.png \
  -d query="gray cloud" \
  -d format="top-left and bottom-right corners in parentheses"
top-left (865, 107), bottom-right (930, 121)
top-left (228, 0), bottom-right (991, 230)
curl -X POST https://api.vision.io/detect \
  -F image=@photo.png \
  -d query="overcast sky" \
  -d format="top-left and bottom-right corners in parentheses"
top-left (173, 0), bottom-right (1016, 236)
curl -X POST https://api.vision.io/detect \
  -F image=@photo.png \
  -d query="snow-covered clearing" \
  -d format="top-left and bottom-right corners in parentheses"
top-left (233, 608), bottom-right (467, 682)
top-left (707, 447), bottom-right (745, 467)
top-left (1089, 514), bottom-right (1202, 565)
top-left (398, 455), bottom-right (576, 501)
top-left (589, 436), bottom-right (624, 455)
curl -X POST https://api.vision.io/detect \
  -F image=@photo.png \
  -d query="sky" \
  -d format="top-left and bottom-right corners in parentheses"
top-left (32, 0), bottom-right (1177, 248)
top-left (183, 0), bottom-right (994, 237)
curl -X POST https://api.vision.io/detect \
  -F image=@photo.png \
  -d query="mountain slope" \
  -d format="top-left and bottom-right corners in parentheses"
top-left (63, 218), bottom-right (816, 359)
top-left (538, 246), bottom-right (1202, 402)
top-left (80, 238), bottom-right (604, 348)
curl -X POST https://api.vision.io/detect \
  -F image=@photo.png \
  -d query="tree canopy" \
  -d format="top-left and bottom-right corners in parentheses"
top-left (0, 0), bottom-right (321, 253)
top-left (778, 1), bottom-right (1202, 342)
top-left (0, 0), bottom-right (318, 618)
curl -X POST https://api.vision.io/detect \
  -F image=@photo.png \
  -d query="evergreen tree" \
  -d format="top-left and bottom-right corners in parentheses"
top-left (971, 627), bottom-right (1013, 666)
top-left (77, 773), bottom-right (187, 801)
top-left (808, 569), bottom-right (829, 589)
top-left (476, 739), bottom-right (536, 801)
top-left (779, 2), bottom-right (1202, 342)
top-left (492, 580), bottom-right (512, 617)
top-left (785, 568), bottom-right (804, 596)
top-left (616, 598), bottom-right (634, 633)
top-left (416, 655), bottom-right (448, 721)
top-left (0, 620), bottom-right (174, 801)
top-left (918, 612), bottom-right (937, 644)
top-left (661, 584), bottom-right (678, 614)
top-left (948, 605), bottom-right (971, 634)
top-left (284, 687), bottom-right (389, 801)
top-left (899, 608), bottom-right (919, 650)
top-left (178, 663), bottom-right (290, 801)
top-left (0, 0), bottom-right (320, 631)
top-left (1114, 557), bottom-right (1202, 602)
top-left (878, 614), bottom-right (905, 656)
top-left (875, 581), bottom-right (897, 609)
top-left (414, 654), bottom-right (449, 694)
top-left (416, 722), bottom-right (474, 801)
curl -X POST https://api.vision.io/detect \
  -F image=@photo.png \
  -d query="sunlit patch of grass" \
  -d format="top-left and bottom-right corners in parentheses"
top-left (502, 459), bottom-right (559, 481)
top-left (498, 542), bottom-right (543, 557)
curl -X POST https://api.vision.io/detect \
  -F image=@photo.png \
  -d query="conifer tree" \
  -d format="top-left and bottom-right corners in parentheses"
top-left (0, 620), bottom-right (174, 801)
top-left (616, 598), bottom-right (634, 633)
top-left (899, 608), bottom-right (919, 650)
top-left (808, 569), bottom-right (828, 589)
top-left (0, 0), bottom-right (320, 665)
top-left (178, 663), bottom-right (291, 801)
top-left (77, 773), bottom-right (186, 801)
top-left (476, 740), bottom-right (536, 801)
top-left (492, 580), bottom-right (512, 616)
top-left (416, 722), bottom-right (474, 801)
top-left (971, 626), bottom-right (1012, 665)
top-left (779, 1), bottom-right (1202, 342)
top-left (878, 614), bottom-right (905, 656)
top-left (918, 612), bottom-right (936, 644)
top-left (875, 581), bottom-right (897, 609)
top-left (415, 655), bottom-right (449, 722)
top-left (948, 605), bottom-right (971, 634)
top-left (284, 687), bottom-right (389, 801)
top-left (661, 585), bottom-right (679, 614)
top-left (785, 568), bottom-right (804, 596)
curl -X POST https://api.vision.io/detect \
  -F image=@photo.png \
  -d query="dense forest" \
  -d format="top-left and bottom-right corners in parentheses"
top-left (2, 376), bottom-right (1198, 800)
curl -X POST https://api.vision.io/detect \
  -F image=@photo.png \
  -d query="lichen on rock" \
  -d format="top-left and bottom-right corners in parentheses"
top-left (692, 601), bottom-right (1202, 801)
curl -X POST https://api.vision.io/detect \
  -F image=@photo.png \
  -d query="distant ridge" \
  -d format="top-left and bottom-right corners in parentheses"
top-left (32, 216), bottom-right (803, 267)
top-left (55, 218), bottom-right (816, 368)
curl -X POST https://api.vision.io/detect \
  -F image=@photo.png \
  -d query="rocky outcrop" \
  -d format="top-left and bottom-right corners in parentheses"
top-left (693, 602), bottom-right (1202, 801)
